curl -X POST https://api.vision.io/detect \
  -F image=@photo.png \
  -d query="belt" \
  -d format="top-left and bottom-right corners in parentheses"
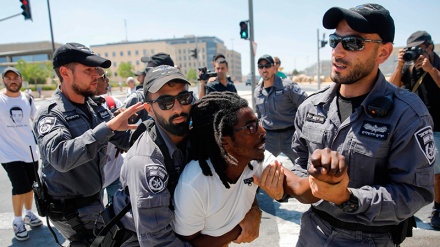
top-left (265, 125), bottom-right (295, 133)
top-left (311, 207), bottom-right (397, 233)
top-left (50, 192), bottom-right (100, 211)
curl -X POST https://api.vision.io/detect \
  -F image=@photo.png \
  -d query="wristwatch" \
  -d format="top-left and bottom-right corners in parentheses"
top-left (339, 190), bottom-right (359, 213)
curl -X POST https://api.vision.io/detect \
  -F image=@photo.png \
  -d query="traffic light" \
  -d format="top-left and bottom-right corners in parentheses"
top-left (190, 49), bottom-right (198, 59)
top-left (320, 40), bottom-right (328, 48)
top-left (20, 0), bottom-right (32, 21)
top-left (239, 21), bottom-right (249, 40)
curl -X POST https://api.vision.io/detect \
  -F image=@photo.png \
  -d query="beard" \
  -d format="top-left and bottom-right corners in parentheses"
top-left (71, 75), bottom-right (97, 98)
top-left (331, 48), bottom-right (378, 85)
top-left (155, 111), bottom-right (190, 137)
top-left (5, 82), bottom-right (22, 93)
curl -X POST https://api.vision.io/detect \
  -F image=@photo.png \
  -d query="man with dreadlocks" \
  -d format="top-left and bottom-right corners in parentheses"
top-left (172, 92), bottom-right (338, 247)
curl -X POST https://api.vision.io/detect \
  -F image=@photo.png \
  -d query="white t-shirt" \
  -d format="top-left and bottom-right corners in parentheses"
top-left (101, 95), bottom-right (124, 188)
top-left (173, 151), bottom-right (275, 237)
top-left (0, 93), bottom-right (38, 163)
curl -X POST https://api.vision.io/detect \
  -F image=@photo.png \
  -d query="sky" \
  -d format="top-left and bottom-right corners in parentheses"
top-left (1, 0), bottom-right (440, 75)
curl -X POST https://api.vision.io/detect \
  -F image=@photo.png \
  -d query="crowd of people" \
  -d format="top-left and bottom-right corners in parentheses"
top-left (1, 2), bottom-right (439, 247)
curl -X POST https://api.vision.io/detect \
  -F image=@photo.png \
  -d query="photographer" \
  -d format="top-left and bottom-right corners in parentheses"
top-left (390, 31), bottom-right (440, 229)
top-left (198, 58), bottom-right (237, 99)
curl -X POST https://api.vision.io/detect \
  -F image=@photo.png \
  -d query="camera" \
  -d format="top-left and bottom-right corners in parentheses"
top-left (198, 67), bottom-right (217, 81)
top-left (403, 46), bottom-right (423, 62)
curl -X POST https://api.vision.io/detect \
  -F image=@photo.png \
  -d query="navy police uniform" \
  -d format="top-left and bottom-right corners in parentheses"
top-left (33, 89), bottom-right (131, 243)
top-left (292, 72), bottom-right (435, 246)
top-left (113, 120), bottom-right (191, 246)
top-left (254, 75), bottom-right (307, 162)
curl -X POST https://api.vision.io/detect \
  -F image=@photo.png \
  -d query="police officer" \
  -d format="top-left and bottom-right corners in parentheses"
top-left (123, 52), bottom-right (175, 124)
top-left (254, 54), bottom-right (307, 163)
top-left (389, 31), bottom-right (440, 228)
top-left (291, 4), bottom-right (434, 246)
top-left (112, 65), bottom-right (262, 246)
top-left (33, 42), bottom-right (143, 246)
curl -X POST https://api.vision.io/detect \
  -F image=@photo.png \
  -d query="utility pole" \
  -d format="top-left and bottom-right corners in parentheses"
top-left (248, 0), bottom-right (256, 110)
top-left (47, 0), bottom-right (55, 54)
top-left (124, 19), bottom-right (128, 42)
top-left (317, 29), bottom-right (321, 90)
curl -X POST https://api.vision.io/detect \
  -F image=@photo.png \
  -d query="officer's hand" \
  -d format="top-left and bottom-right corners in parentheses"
top-left (309, 172), bottom-right (350, 205)
top-left (232, 206), bottom-right (261, 244)
top-left (106, 102), bottom-right (144, 131)
top-left (207, 76), bottom-right (216, 83)
top-left (308, 148), bottom-right (347, 184)
top-left (254, 160), bottom-right (285, 200)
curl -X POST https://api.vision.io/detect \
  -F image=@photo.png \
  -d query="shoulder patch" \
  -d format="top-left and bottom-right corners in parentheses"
top-left (145, 165), bottom-right (169, 194)
top-left (38, 116), bottom-right (56, 135)
top-left (414, 126), bottom-right (435, 165)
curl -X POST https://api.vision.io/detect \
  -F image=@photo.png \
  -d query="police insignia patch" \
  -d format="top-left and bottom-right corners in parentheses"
top-left (145, 165), bottom-right (168, 194)
top-left (38, 117), bottom-right (56, 135)
top-left (414, 126), bottom-right (435, 165)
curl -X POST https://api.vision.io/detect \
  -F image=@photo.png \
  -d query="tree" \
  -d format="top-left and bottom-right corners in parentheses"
top-left (15, 60), bottom-right (53, 86)
top-left (117, 62), bottom-right (134, 79)
top-left (292, 69), bottom-right (299, 76)
top-left (186, 67), bottom-right (197, 82)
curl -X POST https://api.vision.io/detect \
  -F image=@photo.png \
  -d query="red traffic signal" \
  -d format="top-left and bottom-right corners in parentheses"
top-left (20, 0), bottom-right (32, 21)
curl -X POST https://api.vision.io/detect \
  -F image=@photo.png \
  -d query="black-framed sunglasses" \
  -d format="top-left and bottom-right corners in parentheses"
top-left (257, 63), bottom-right (272, 69)
top-left (148, 91), bottom-right (193, 110)
top-left (329, 33), bottom-right (383, 51)
top-left (233, 120), bottom-right (260, 134)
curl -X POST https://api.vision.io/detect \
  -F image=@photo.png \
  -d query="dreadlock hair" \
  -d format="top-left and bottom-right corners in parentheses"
top-left (189, 91), bottom-right (249, 189)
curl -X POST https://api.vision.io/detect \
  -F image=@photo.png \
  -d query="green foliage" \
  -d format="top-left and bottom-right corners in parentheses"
top-left (15, 60), bottom-right (53, 85)
top-left (186, 67), bottom-right (197, 82)
top-left (117, 62), bottom-right (134, 79)
top-left (292, 69), bottom-right (299, 76)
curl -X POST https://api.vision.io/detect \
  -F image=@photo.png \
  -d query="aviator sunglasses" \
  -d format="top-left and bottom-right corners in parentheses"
top-left (257, 63), bottom-right (272, 69)
top-left (329, 34), bottom-right (383, 51)
top-left (148, 91), bottom-right (193, 110)
top-left (233, 120), bottom-right (260, 134)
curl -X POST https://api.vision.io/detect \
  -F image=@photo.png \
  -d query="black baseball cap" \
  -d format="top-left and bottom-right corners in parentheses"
top-left (140, 52), bottom-right (174, 67)
top-left (323, 3), bottom-right (395, 43)
top-left (212, 53), bottom-right (225, 62)
top-left (134, 71), bottom-right (146, 76)
top-left (406, 31), bottom-right (432, 47)
top-left (257, 54), bottom-right (275, 65)
top-left (53, 42), bottom-right (111, 68)
top-left (2, 67), bottom-right (21, 78)
top-left (143, 65), bottom-right (190, 95)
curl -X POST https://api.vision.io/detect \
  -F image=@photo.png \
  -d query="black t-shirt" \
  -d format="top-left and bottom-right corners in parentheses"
top-left (402, 52), bottom-right (440, 131)
top-left (337, 91), bottom-right (367, 123)
top-left (205, 79), bottom-right (237, 94)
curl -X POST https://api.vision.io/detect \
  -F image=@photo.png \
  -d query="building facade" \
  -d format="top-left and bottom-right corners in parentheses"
top-left (91, 35), bottom-right (242, 83)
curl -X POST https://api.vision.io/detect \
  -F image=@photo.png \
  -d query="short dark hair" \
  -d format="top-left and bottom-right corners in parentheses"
top-left (54, 63), bottom-right (77, 83)
top-left (214, 58), bottom-right (228, 68)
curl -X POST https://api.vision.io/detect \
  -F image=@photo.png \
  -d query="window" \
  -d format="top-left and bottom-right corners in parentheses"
top-left (128, 51), bottom-right (131, 56)
top-left (143, 49), bottom-right (147, 55)
top-left (136, 61), bottom-right (140, 65)
top-left (120, 51), bottom-right (123, 56)
top-left (135, 50), bottom-right (139, 55)
top-left (105, 52), bottom-right (108, 57)
top-left (113, 62), bottom-right (117, 67)
top-left (151, 49), bottom-right (155, 54)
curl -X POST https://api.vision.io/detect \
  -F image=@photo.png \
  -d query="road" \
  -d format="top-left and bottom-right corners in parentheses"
top-left (0, 81), bottom-right (439, 246)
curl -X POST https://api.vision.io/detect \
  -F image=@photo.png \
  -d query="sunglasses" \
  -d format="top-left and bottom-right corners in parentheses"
top-left (329, 34), bottom-right (383, 51)
top-left (257, 64), bottom-right (272, 69)
top-left (233, 120), bottom-right (260, 134)
top-left (148, 91), bottom-right (193, 110)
